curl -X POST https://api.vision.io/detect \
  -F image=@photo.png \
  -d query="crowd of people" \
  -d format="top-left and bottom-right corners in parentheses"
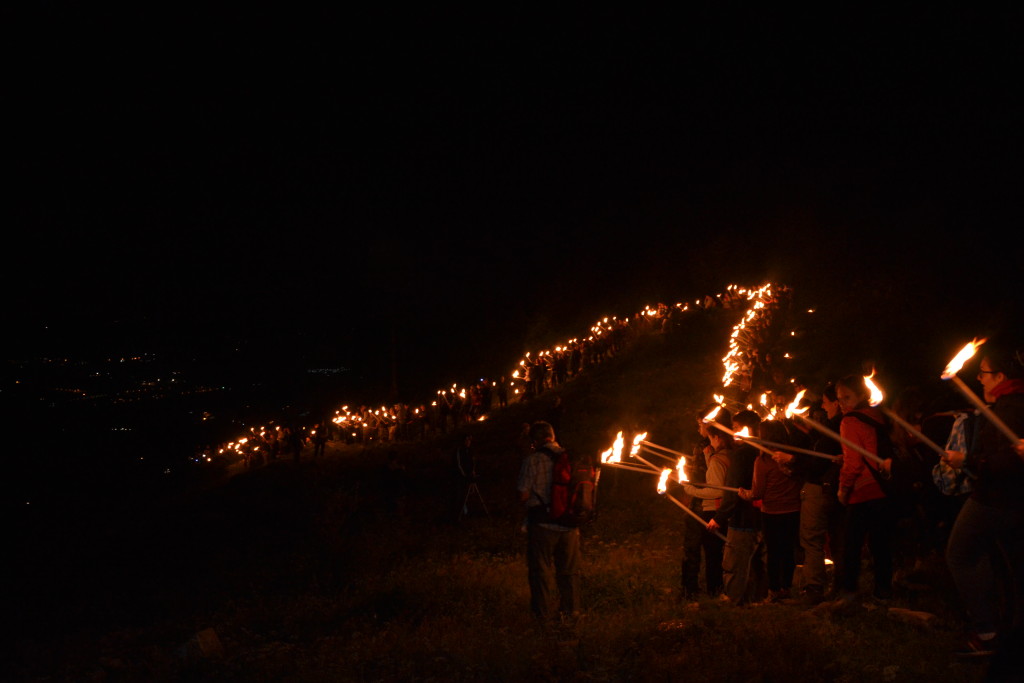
top-left (504, 284), bottom-right (1022, 672)
top-left (671, 344), bottom-right (1024, 668)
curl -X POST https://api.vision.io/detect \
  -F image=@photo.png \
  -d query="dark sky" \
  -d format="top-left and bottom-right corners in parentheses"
top-left (9, 6), bottom-right (1023, 397)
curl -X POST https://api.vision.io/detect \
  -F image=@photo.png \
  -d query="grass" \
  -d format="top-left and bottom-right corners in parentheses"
top-left (6, 301), bottom-right (999, 682)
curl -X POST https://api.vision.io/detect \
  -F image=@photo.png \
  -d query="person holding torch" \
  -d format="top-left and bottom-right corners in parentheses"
top-left (942, 342), bottom-right (1024, 659)
top-left (834, 374), bottom-right (894, 605)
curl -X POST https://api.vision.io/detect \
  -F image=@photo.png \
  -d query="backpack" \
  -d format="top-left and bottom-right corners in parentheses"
top-left (538, 445), bottom-right (599, 527)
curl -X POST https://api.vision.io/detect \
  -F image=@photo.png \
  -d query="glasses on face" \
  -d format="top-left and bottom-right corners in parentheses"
top-left (977, 370), bottom-right (998, 379)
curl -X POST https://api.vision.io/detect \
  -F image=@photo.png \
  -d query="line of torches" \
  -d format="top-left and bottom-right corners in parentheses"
top-left (206, 285), bottom-right (774, 466)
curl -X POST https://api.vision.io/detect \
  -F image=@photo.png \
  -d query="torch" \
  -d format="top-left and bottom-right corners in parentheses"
top-left (863, 371), bottom-right (946, 458)
top-left (657, 469), bottom-right (730, 544)
top-left (941, 339), bottom-right (1022, 447)
top-left (783, 390), bottom-right (887, 467)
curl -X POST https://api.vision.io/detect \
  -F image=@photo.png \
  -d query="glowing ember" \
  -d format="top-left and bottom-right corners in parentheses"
top-left (942, 338), bottom-right (987, 379)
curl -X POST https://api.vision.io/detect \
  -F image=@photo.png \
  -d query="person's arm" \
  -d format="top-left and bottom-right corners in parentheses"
top-left (683, 453), bottom-right (727, 499)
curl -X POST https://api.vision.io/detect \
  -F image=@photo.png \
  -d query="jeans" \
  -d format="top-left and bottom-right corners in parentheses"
top-left (722, 527), bottom-right (767, 604)
top-left (800, 483), bottom-right (843, 594)
top-left (527, 523), bottom-right (581, 620)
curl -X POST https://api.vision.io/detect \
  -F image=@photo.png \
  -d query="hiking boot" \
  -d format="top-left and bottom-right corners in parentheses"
top-left (955, 634), bottom-right (997, 658)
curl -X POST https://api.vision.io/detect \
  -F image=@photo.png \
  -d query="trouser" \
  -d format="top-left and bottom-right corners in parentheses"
top-left (843, 496), bottom-right (893, 597)
top-left (527, 523), bottom-right (581, 620)
top-left (722, 527), bottom-right (767, 604)
top-left (681, 510), bottom-right (725, 596)
top-left (800, 483), bottom-right (843, 594)
top-left (763, 511), bottom-right (800, 592)
top-left (946, 497), bottom-right (1024, 635)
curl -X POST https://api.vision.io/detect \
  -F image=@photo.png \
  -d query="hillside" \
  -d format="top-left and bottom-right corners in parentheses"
top-left (6, 288), bottom-right (997, 682)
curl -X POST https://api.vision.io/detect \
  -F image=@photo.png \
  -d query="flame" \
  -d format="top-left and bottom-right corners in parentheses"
top-left (676, 456), bottom-right (688, 483)
top-left (703, 405), bottom-right (722, 423)
top-left (863, 369), bottom-right (884, 407)
top-left (942, 338), bottom-right (987, 379)
top-left (657, 468), bottom-right (671, 494)
top-left (630, 432), bottom-right (647, 457)
top-left (736, 426), bottom-right (751, 438)
top-left (600, 431), bottom-right (625, 463)
top-left (784, 389), bottom-right (808, 419)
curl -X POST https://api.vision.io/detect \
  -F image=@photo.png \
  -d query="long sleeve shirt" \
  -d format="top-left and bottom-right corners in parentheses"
top-left (750, 452), bottom-right (802, 515)
top-left (682, 448), bottom-right (730, 512)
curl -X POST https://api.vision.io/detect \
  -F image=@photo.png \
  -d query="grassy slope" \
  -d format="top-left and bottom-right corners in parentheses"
top-left (6, 302), bottom-right (991, 682)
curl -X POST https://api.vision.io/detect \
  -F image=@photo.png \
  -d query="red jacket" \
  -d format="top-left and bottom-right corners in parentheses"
top-left (838, 406), bottom-right (886, 504)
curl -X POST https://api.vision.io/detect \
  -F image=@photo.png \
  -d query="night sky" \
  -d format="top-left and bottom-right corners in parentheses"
top-left (9, 7), bottom-right (1023, 399)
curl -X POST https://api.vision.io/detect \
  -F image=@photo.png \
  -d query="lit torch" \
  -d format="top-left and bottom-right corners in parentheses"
top-left (941, 339), bottom-right (1022, 447)
top-left (600, 431), bottom-right (656, 473)
top-left (658, 469), bottom-right (729, 543)
top-left (865, 370), bottom-right (946, 457)
top-left (785, 389), bottom-right (886, 466)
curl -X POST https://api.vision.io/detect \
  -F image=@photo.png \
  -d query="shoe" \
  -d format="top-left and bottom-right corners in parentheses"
top-left (955, 634), bottom-right (997, 658)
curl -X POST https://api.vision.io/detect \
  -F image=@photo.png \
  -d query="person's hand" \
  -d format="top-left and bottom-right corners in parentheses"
top-left (737, 488), bottom-right (753, 501)
top-left (706, 518), bottom-right (720, 532)
top-left (943, 450), bottom-right (966, 469)
top-left (880, 458), bottom-right (892, 475)
top-left (838, 488), bottom-right (849, 506)
top-left (1014, 440), bottom-right (1024, 458)
top-left (773, 450), bottom-right (794, 466)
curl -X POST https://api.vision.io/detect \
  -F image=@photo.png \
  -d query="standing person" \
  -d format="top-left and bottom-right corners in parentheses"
top-left (790, 384), bottom-right (845, 604)
top-left (835, 374), bottom-right (894, 604)
top-left (286, 426), bottom-right (304, 464)
top-left (740, 420), bottom-right (803, 602)
top-left (942, 343), bottom-right (1024, 661)
top-left (680, 408), bottom-right (727, 599)
top-left (452, 434), bottom-right (476, 520)
top-left (517, 421), bottom-right (581, 624)
top-left (708, 410), bottom-right (767, 604)
top-left (312, 422), bottom-right (328, 458)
